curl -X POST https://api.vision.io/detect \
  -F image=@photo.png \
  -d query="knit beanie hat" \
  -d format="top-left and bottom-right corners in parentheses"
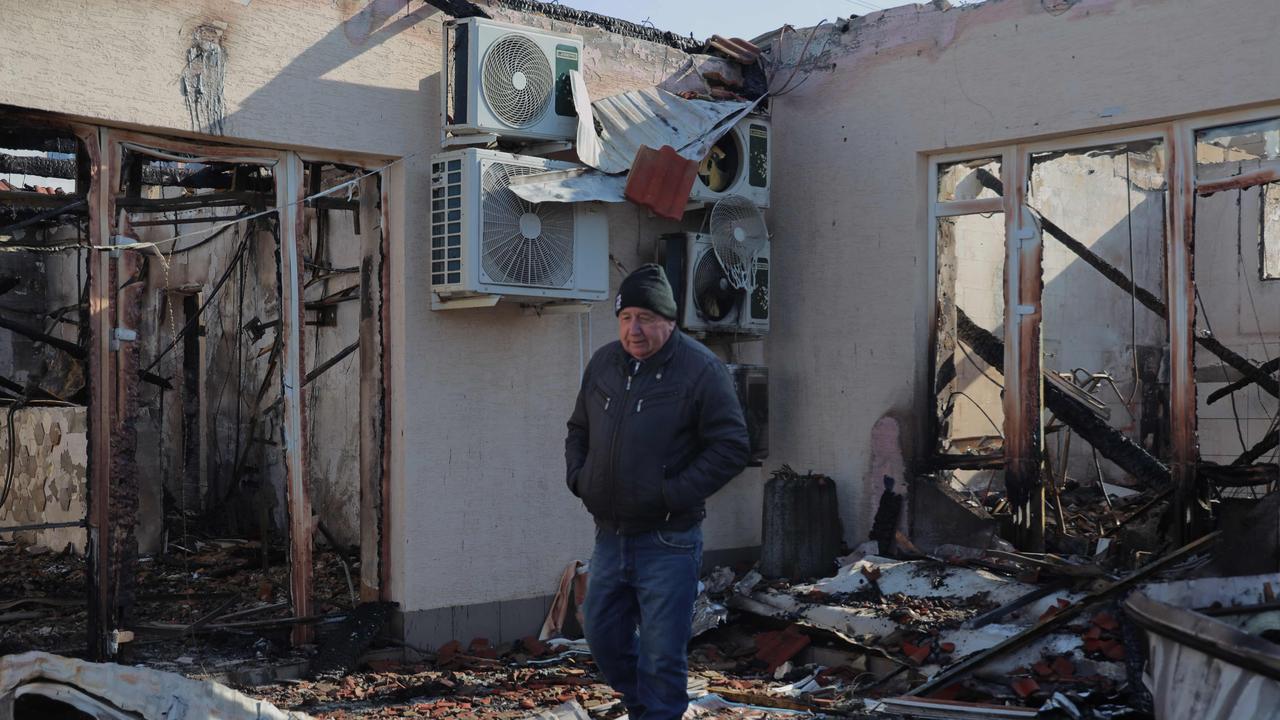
top-left (614, 263), bottom-right (677, 320)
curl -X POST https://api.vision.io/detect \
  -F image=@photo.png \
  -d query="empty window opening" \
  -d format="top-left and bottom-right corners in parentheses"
top-left (1193, 116), bottom-right (1280, 476)
top-left (937, 157), bottom-right (1002, 202)
top-left (1262, 182), bottom-right (1280, 281)
top-left (932, 205), bottom-right (1007, 498)
top-left (1028, 141), bottom-right (1171, 500)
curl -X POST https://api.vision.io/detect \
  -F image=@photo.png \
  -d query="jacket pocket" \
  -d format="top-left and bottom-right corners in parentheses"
top-left (576, 384), bottom-right (610, 516)
top-left (594, 384), bottom-right (613, 414)
top-left (661, 472), bottom-right (691, 514)
top-left (654, 526), bottom-right (700, 551)
top-left (632, 388), bottom-right (683, 414)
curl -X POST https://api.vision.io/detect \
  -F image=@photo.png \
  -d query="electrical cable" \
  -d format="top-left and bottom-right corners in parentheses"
top-left (0, 399), bottom-right (26, 511)
top-left (209, 224), bottom-right (241, 481)
top-left (141, 219), bottom-right (254, 375)
top-left (947, 390), bottom-right (1004, 439)
top-left (841, 0), bottom-right (885, 13)
top-left (1122, 150), bottom-right (1140, 404)
top-left (1196, 286), bottom-right (1248, 452)
top-left (1235, 185), bottom-right (1278, 470)
top-left (958, 339), bottom-right (1005, 389)
top-left (163, 210), bottom-right (251, 256)
top-left (1240, 186), bottom-right (1275, 363)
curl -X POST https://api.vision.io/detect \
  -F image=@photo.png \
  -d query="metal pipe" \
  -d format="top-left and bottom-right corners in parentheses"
top-left (0, 519), bottom-right (85, 533)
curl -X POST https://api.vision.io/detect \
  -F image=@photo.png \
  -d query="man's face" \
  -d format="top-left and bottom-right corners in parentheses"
top-left (618, 307), bottom-right (675, 360)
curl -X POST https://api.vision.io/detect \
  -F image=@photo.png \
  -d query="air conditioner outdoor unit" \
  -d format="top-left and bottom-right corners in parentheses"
top-left (663, 232), bottom-right (769, 336)
top-left (430, 148), bottom-right (608, 307)
top-left (689, 116), bottom-right (771, 208)
top-left (726, 364), bottom-right (769, 466)
top-left (444, 17), bottom-right (582, 143)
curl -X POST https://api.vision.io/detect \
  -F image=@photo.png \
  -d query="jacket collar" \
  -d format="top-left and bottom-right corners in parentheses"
top-left (615, 329), bottom-right (683, 373)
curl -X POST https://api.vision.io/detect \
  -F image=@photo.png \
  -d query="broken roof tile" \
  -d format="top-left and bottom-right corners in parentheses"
top-left (623, 145), bottom-right (698, 221)
top-left (706, 35), bottom-right (761, 65)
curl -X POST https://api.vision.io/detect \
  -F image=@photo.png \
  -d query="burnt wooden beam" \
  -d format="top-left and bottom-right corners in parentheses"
top-left (0, 313), bottom-right (85, 357)
top-left (907, 531), bottom-right (1220, 697)
top-left (2, 154), bottom-right (228, 189)
top-left (1201, 462), bottom-right (1278, 486)
top-left (927, 453), bottom-right (1004, 471)
top-left (302, 339), bottom-right (359, 387)
top-left (1208, 357), bottom-right (1280, 405)
top-left (114, 191), bottom-right (271, 213)
top-left (0, 190), bottom-right (86, 209)
top-left (277, 155), bottom-right (314, 646)
top-left (933, 355), bottom-right (956, 397)
top-left (0, 197), bottom-right (87, 235)
top-left (0, 128), bottom-right (78, 154)
top-left (358, 174), bottom-right (391, 602)
top-left (1234, 428), bottom-right (1279, 467)
top-left (0, 153), bottom-right (76, 179)
top-left (973, 168), bottom-right (1279, 400)
top-left (0, 312), bottom-right (170, 390)
top-left (957, 308), bottom-right (1171, 487)
top-left (423, 0), bottom-right (491, 18)
top-left (307, 197), bottom-right (361, 213)
top-left (0, 371), bottom-right (73, 403)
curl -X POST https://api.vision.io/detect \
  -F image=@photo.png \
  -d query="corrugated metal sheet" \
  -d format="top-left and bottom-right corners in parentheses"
top-left (0, 651), bottom-right (310, 719)
top-left (571, 69), bottom-right (757, 175)
top-left (508, 167), bottom-right (626, 203)
top-left (510, 72), bottom-right (762, 207)
top-left (1126, 592), bottom-right (1280, 720)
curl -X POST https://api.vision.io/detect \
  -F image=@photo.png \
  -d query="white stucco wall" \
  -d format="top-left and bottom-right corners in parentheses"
top-left (8, 0), bottom-right (1276, 620)
top-left (0, 0), bottom-right (763, 616)
top-left (766, 0), bottom-right (1280, 544)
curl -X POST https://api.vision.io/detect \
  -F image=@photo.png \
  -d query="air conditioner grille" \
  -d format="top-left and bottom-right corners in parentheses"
top-left (693, 246), bottom-right (739, 321)
top-left (430, 158), bottom-right (465, 287)
top-left (481, 162), bottom-right (575, 288)
top-left (482, 34), bottom-right (554, 129)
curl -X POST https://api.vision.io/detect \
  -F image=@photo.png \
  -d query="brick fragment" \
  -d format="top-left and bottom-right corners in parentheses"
top-left (1052, 655), bottom-right (1075, 678)
top-left (1010, 677), bottom-right (1040, 698)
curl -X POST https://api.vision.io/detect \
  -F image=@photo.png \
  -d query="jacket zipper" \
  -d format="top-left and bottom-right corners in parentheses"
top-left (636, 389), bottom-right (680, 413)
top-left (607, 363), bottom-right (637, 530)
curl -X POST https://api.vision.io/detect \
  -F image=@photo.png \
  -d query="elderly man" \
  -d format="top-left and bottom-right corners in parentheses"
top-left (565, 263), bottom-right (750, 720)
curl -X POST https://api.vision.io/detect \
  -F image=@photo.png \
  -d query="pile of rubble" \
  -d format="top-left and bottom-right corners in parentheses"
top-left (5, 483), bottom-right (1280, 720)
top-left (0, 535), bottom-right (354, 662)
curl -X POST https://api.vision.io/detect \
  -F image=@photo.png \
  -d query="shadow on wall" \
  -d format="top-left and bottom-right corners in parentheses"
top-left (194, 0), bottom-right (442, 147)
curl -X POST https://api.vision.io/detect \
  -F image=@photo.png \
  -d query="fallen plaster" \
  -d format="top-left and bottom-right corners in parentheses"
top-left (728, 555), bottom-right (1116, 680)
top-left (0, 651), bottom-right (310, 719)
top-left (1140, 572), bottom-right (1280, 611)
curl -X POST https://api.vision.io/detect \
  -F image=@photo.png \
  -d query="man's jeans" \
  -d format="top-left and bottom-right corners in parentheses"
top-left (584, 524), bottom-right (702, 720)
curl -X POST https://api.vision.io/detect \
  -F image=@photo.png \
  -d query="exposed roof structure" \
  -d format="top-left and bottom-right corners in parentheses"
top-left (492, 0), bottom-right (703, 50)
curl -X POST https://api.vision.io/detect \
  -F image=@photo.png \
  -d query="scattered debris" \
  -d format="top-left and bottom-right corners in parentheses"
top-left (309, 602), bottom-right (398, 679)
top-left (0, 651), bottom-right (309, 719)
top-left (1126, 590), bottom-right (1280, 720)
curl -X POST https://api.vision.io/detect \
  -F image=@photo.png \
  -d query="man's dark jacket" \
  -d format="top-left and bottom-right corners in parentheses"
top-left (565, 331), bottom-right (750, 534)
